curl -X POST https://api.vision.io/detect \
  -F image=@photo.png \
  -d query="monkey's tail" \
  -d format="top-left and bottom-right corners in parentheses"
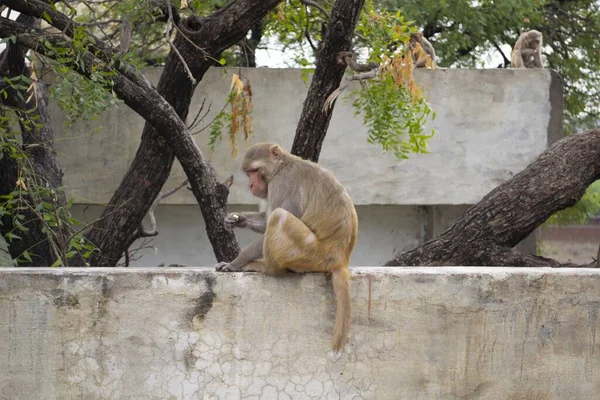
top-left (331, 266), bottom-right (351, 352)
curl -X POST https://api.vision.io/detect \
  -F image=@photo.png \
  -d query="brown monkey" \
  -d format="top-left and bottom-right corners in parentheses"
top-left (409, 32), bottom-right (436, 68)
top-left (215, 143), bottom-right (358, 352)
top-left (511, 30), bottom-right (543, 68)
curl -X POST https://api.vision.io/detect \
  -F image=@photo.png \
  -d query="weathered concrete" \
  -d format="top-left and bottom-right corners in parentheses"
top-left (35, 68), bottom-right (560, 266)
top-left (50, 68), bottom-right (562, 206)
top-left (1, 267), bottom-right (598, 399)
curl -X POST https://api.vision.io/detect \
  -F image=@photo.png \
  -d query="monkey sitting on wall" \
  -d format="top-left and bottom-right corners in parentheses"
top-left (511, 30), bottom-right (543, 68)
top-left (409, 32), bottom-right (437, 68)
top-left (215, 143), bottom-right (358, 352)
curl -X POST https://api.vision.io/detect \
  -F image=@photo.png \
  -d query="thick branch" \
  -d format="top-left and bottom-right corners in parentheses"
top-left (4, 0), bottom-right (282, 266)
top-left (386, 130), bottom-right (600, 267)
top-left (291, 0), bottom-right (366, 162)
top-left (0, 17), bottom-right (239, 265)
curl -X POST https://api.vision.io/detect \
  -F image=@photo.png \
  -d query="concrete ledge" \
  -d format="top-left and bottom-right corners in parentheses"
top-left (1, 267), bottom-right (598, 399)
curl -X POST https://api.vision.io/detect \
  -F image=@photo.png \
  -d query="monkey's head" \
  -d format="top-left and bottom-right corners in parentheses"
top-left (525, 30), bottom-right (542, 50)
top-left (409, 32), bottom-right (423, 45)
top-left (241, 143), bottom-right (286, 199)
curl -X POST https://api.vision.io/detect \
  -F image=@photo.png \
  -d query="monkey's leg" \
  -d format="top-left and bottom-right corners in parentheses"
top-left (263, 208), bottom-right (333, 274)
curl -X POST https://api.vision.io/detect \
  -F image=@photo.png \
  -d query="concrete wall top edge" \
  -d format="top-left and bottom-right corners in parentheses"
top-left (2, 266), bottom-right (598, 276)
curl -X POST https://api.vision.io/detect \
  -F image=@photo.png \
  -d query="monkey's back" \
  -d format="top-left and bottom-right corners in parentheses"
top-left (286, 158), bottom-right (358, 253)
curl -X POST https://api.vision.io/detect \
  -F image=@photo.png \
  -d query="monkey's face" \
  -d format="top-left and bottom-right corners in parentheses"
top-left (530, 40), bottom-right (539, 50)
top-left (246, 166), bottom-right (268, 199)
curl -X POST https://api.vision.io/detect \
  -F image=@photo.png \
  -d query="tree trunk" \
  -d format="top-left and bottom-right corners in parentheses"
top-left (82, 1), bottom-right (282, 266)
top-left (3, 0), bottom-right (282, 266)
top-left (386, 130), bottom-right (600, 268)
top-left (0, 13), bottom-right (66, 266)
top-left (291, 0), bottom-right (365, 161)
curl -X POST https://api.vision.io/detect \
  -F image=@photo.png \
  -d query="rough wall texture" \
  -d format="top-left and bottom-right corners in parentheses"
top-left (1, 267), bottom-right (598, 399)
top-left (50, 68), bottom-right (561, 206)
top-left (29, 68), bottom-right (560, 266)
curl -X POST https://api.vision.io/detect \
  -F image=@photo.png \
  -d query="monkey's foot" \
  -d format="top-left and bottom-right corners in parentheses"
top-left (214, 262), bottom-right (241, 272)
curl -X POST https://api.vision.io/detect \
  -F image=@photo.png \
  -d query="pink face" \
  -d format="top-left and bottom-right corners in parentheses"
top-left (246, 167), bottom-right (268, 198)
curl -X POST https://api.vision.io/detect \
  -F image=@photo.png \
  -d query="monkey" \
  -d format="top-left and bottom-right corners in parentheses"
top-left (511, 30), bottom-right (543, 68)
top-left (409, 32), bottom-right (436, 68)
top-left (215, 143), bottom-right (358, 352)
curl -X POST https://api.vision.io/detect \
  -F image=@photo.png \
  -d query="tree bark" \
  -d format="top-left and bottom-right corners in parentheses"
top-left (0, 13), bottom-right (66, 266)
top-left (291, 0), bottom-right (365, 161)
top-left (385, 130), bottom-right (600, 268)
top-left (4, 0), bottom-right (282, 266)
top-left (83, 1), bottom-right (282, 266)
top-left (0, 15), bottom-right (228, 266)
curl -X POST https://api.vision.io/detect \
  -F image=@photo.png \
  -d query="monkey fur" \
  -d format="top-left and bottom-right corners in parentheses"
top-left (511, 30), bottom-right (543, 68)
top-left (215, 143), bottom-right (358, 352)
top-left (409, 32), bottom-right (436, 68)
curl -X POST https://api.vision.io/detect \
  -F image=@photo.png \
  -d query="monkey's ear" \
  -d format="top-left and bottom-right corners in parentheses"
top-left (269, 145), bottom-right (284, 160)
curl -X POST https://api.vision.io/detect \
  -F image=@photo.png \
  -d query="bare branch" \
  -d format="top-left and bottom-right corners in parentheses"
top-left (300, 0), bottom-right (330, 19)
top-left (80, 18), bottom-right (124, 27)
top-left (139, 179), bottom-right (190, 237)
top-left (323, 51), bottom-right (378, 113)
top-left (165, 0), bottom-right (196, 85)
top-left (187, 98), bottom-right (210, 130)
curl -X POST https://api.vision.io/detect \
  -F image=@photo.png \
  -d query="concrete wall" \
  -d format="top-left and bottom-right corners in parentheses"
top-left (51, 68), bottom-right (561, 206)
top-left (1, 267), bottom-right (598, 399)
top-left (11, 68), bottom-right (558, 267)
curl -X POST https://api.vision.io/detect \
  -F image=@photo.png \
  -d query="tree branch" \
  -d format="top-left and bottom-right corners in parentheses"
top-left (291, 0), bottom-right (366, 161)
top-left (386, 130), bottom-right (600, 268)
top-left (0, 16), bottom-right (240, 264)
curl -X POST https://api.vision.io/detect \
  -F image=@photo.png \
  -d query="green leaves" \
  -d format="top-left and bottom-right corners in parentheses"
top-left (352, 74), bottom-right (435, 159)
top-left (1, 73), bottom-right (98, 266)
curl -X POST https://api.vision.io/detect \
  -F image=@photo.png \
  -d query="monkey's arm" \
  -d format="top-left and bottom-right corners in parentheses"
top-left (215, 237), bottom-right (264, 272)
top-left (511, 49), bottom-right (523, 68)
top-left (520, 49), bottom-right (542, 68)
top-left (225, 212), bottom-right (267, 233)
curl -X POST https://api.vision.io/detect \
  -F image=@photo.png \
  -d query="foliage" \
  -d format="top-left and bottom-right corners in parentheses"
top-left (379, 0), bottom-right (600, 132)
top-left (267, 1), bottom-right (436, 159)
top-left (377, 0), bottom-right (600, 223)
top-left (208, 73), bottom-right (254, 156)
top-left (0, 76), bottom-right (97, 266)
top-left (545, 181), bottom-right (600, 225)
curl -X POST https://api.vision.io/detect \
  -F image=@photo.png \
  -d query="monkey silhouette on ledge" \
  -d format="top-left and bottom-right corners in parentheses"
top-left (215, 143), bottom-right (358, 352)
top-left (511, 30), bottom-right (544, 68)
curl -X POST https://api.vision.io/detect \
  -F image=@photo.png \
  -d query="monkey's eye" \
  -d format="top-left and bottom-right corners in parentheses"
top-left (246, 168), bottom-right (258, 177)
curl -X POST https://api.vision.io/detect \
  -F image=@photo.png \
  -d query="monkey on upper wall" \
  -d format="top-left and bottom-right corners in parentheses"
top-left (215, 143), bottom-right (358, 353)
top-left (409, 32), bottom-right (437, 69)
top-left (511, 30), bottom-right (544, 68)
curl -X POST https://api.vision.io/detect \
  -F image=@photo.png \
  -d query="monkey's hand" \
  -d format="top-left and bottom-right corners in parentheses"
top-left (215, 262), bottom-right (243, 272)
top-left (224, 213), bottom-right (247, 230)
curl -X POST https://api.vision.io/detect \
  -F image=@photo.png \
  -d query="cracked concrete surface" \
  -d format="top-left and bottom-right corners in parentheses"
top-left (0, 267), bottom-right (599, 399)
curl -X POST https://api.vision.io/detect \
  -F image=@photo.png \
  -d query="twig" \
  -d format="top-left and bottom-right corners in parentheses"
top-left (492, 41), bottom-right (510, 68)
top-left (300, 0), bottom-right (330, 19)
top-left (80, 18), bottom-right (124, 27)
top-left (139, 179), bottom-right (190, 237)
top-left (165, 0), bottom-right (196, 85)
top-left (323, 52), bottom-right (379, 113)
top-left (187, 98), bottom-right (210, 130)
